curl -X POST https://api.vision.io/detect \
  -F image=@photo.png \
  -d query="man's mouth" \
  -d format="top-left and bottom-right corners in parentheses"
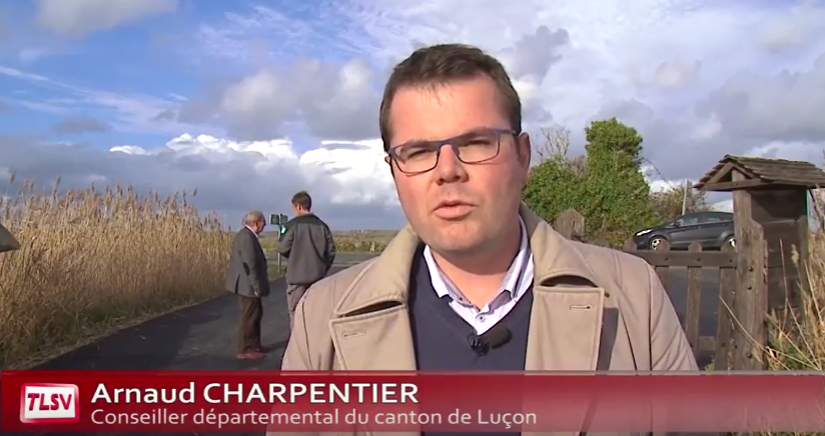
top-left (433, 200), bottom-right (474, 219)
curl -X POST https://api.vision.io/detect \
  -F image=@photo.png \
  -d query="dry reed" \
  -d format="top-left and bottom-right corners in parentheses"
top-left (0, 175), bottom-right (231, 369)
top-left (745, 194), bottom-right (825, 436)
top-left (762, 192), bottom-right (825, 374)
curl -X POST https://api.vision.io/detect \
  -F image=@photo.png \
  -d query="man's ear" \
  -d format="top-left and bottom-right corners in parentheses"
top-left (517, 132), bottom-right (532, 169)
top-left (384, 155), bottom-right (396, 178)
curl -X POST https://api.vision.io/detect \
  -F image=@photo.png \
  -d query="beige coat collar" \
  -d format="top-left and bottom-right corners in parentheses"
top-left (327, 204), bottom-right (608, 436)
top-left (333, 203), bottom-right (600, 316)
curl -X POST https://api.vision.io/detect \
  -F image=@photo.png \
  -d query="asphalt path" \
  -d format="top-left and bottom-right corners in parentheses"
top-left (30, 253), bottom-right (377, 372)
top-left (28, 252), bottom-right (720, 370)
top-left (12, 254), bottom-right (376, 436)
top-left (14, 253), bottom-right (719, 435)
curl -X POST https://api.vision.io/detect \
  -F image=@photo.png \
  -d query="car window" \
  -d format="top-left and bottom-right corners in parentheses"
top-left (700, 212), bottom-right (733, 223)
top-left (677, 215), bottom-right (700, 226)
top-left (703, 213), bottom-right (723, 223)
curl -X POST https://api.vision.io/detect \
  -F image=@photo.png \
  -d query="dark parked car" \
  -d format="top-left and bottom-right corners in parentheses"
top-left (633, 211), bottom-right (735, 251)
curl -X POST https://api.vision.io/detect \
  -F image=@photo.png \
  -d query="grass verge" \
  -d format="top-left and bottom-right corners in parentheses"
top-left (0, 177), bottom-right (232, 369)
top-left (259, 229), bottom-right (396, 254)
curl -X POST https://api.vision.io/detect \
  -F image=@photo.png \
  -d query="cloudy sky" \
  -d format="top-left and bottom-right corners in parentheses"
top-left (1, 0), bottom-right (824, 229)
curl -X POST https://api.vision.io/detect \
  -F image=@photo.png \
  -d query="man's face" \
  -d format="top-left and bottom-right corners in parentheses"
top-left (386, 76), bottom-right (531, 255)
top-left (254, 219), bottom-right (266, 234)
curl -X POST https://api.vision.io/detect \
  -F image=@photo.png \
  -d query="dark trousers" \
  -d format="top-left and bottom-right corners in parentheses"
top-left (286, 284), bottom-right (310, 328)
top-left (237, 294), bottom-right (263, 353)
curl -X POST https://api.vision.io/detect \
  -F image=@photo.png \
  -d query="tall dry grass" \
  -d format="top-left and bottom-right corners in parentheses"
top-left (753, 225), bottom-right (825, 436)
top-left (746, 194), bottom-right (825, 435)
top-left (0, 176), bottom-right (232, 369)
top-left (764, 232), bottom-right (825, 373)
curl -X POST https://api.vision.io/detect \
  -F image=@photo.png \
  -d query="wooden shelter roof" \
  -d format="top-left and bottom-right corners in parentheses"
top-left (694, 155), bottom-right (825, 191)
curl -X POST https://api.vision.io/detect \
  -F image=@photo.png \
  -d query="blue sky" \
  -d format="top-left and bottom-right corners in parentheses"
top-left (1, 0), bottom-right (825, 228)
top-left (0, 0), bottom-right (385, 149)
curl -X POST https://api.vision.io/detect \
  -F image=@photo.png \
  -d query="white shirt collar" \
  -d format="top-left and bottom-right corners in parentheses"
top-left (423, 217), bottom-right (534, 304)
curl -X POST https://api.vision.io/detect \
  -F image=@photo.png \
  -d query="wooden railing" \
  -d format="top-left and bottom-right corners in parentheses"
top-left (553, 208), bottom-right (768, 370)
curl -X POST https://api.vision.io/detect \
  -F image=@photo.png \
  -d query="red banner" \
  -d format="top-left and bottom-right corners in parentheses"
top-left (1, 371), bottom-right (823, 433)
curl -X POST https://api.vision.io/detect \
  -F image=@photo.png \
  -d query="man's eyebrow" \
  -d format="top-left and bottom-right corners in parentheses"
top-left (395, 127), bottom-right (496, 147)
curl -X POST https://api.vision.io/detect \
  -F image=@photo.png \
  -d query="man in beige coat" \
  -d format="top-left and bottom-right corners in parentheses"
top-left (276, 43), bottom-right (698, 436)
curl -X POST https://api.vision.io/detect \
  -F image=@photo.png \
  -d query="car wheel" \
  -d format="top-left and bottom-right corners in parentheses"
top-left (724, 235), bottom-right (735, 249)
top-left (649, 236), bottom-right (666, 251)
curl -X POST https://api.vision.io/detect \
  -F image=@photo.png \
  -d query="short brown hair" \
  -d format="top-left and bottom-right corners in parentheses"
top-left (291, 191), bottom-right (312, 210)
top-left (378, 43), bottom-right (522, 152)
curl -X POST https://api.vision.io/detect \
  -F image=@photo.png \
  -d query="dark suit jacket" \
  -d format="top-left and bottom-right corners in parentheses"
top-left (225, 227), bottom-right (270, 297)
top-left (276, 213), bottom-right (336, 286)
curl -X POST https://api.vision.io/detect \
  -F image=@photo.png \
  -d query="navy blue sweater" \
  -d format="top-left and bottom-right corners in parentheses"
top-left (408, 247), bottom-right (532, 436)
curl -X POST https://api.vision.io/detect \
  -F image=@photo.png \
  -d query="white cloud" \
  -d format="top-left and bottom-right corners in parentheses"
top-left (654, 60), bottom-right (702, 90)
top-left (108, 133), bottom-right (398, 208)
top-left (7, 0), bottom-right (825, 229)
top-left (34, 0), bottom-right (177, 37)
top-left (177, 58), bottom-right (381, 140)
top-left (744, 140), bottom-right (825, 164)
top-left (0, 132), bottom-right (402, 229)
top-left (759, 0), bottom-right (825, 52)
top-left (176, 0), bottom-right (825, 160)
top-left (712, 199), bottom-right (733, 212)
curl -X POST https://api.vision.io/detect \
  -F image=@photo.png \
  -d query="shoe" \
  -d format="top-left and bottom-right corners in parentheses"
top-left (237, 352), bottom-right (264, 360)
top-left (255, 346), bottom-right (268, 353)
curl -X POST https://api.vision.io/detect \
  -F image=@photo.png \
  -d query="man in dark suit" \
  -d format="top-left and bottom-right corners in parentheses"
top-left (225, 210), bottom-right (270, 360)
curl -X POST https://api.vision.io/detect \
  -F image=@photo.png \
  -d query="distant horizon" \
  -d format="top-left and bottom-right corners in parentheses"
top-left (249, 228), bottom-right (400, 235)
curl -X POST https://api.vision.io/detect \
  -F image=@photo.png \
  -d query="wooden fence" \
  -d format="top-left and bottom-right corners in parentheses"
top-left (553, 208), bottom-right (768, 370)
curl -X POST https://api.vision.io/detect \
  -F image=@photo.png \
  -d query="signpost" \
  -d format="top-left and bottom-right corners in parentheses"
top-left (268, 213), bottom-right (289, 273)
top-left (269, 213), bottom-right (289, 227)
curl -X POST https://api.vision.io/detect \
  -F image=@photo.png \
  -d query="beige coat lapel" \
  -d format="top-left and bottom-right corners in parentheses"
top-left (521, 205), bottom-right (605, 372)
top-left (329, 205), bottom-right (608, 436)
top-left (329, 224), bottom-right (420, 371)
top-left (521, 206), bottom-right (606, 436)
top-left (327, 226), bottom-right (422, 436)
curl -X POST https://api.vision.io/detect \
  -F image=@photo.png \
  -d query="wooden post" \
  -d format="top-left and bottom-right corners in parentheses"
top-left (729, 169), bottom-right (769, 370)
top-left (685, 242), bottom-right (703, 355)
top-left (554, 209), bottom-right (585, 241)
top-left (732, 220), bottom-right (768, 370)
top-left (654, 239), bottom-right (671, 296)
top-left (714, 242), bottom-right (737, 370)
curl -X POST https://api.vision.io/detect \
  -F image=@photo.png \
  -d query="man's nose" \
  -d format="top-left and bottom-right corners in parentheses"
top-left (433, 143), bottom-right (467, 183)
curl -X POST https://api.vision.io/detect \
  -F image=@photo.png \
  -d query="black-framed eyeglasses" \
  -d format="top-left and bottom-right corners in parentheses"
top-left (387, 127), bottom-right (518, 175)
